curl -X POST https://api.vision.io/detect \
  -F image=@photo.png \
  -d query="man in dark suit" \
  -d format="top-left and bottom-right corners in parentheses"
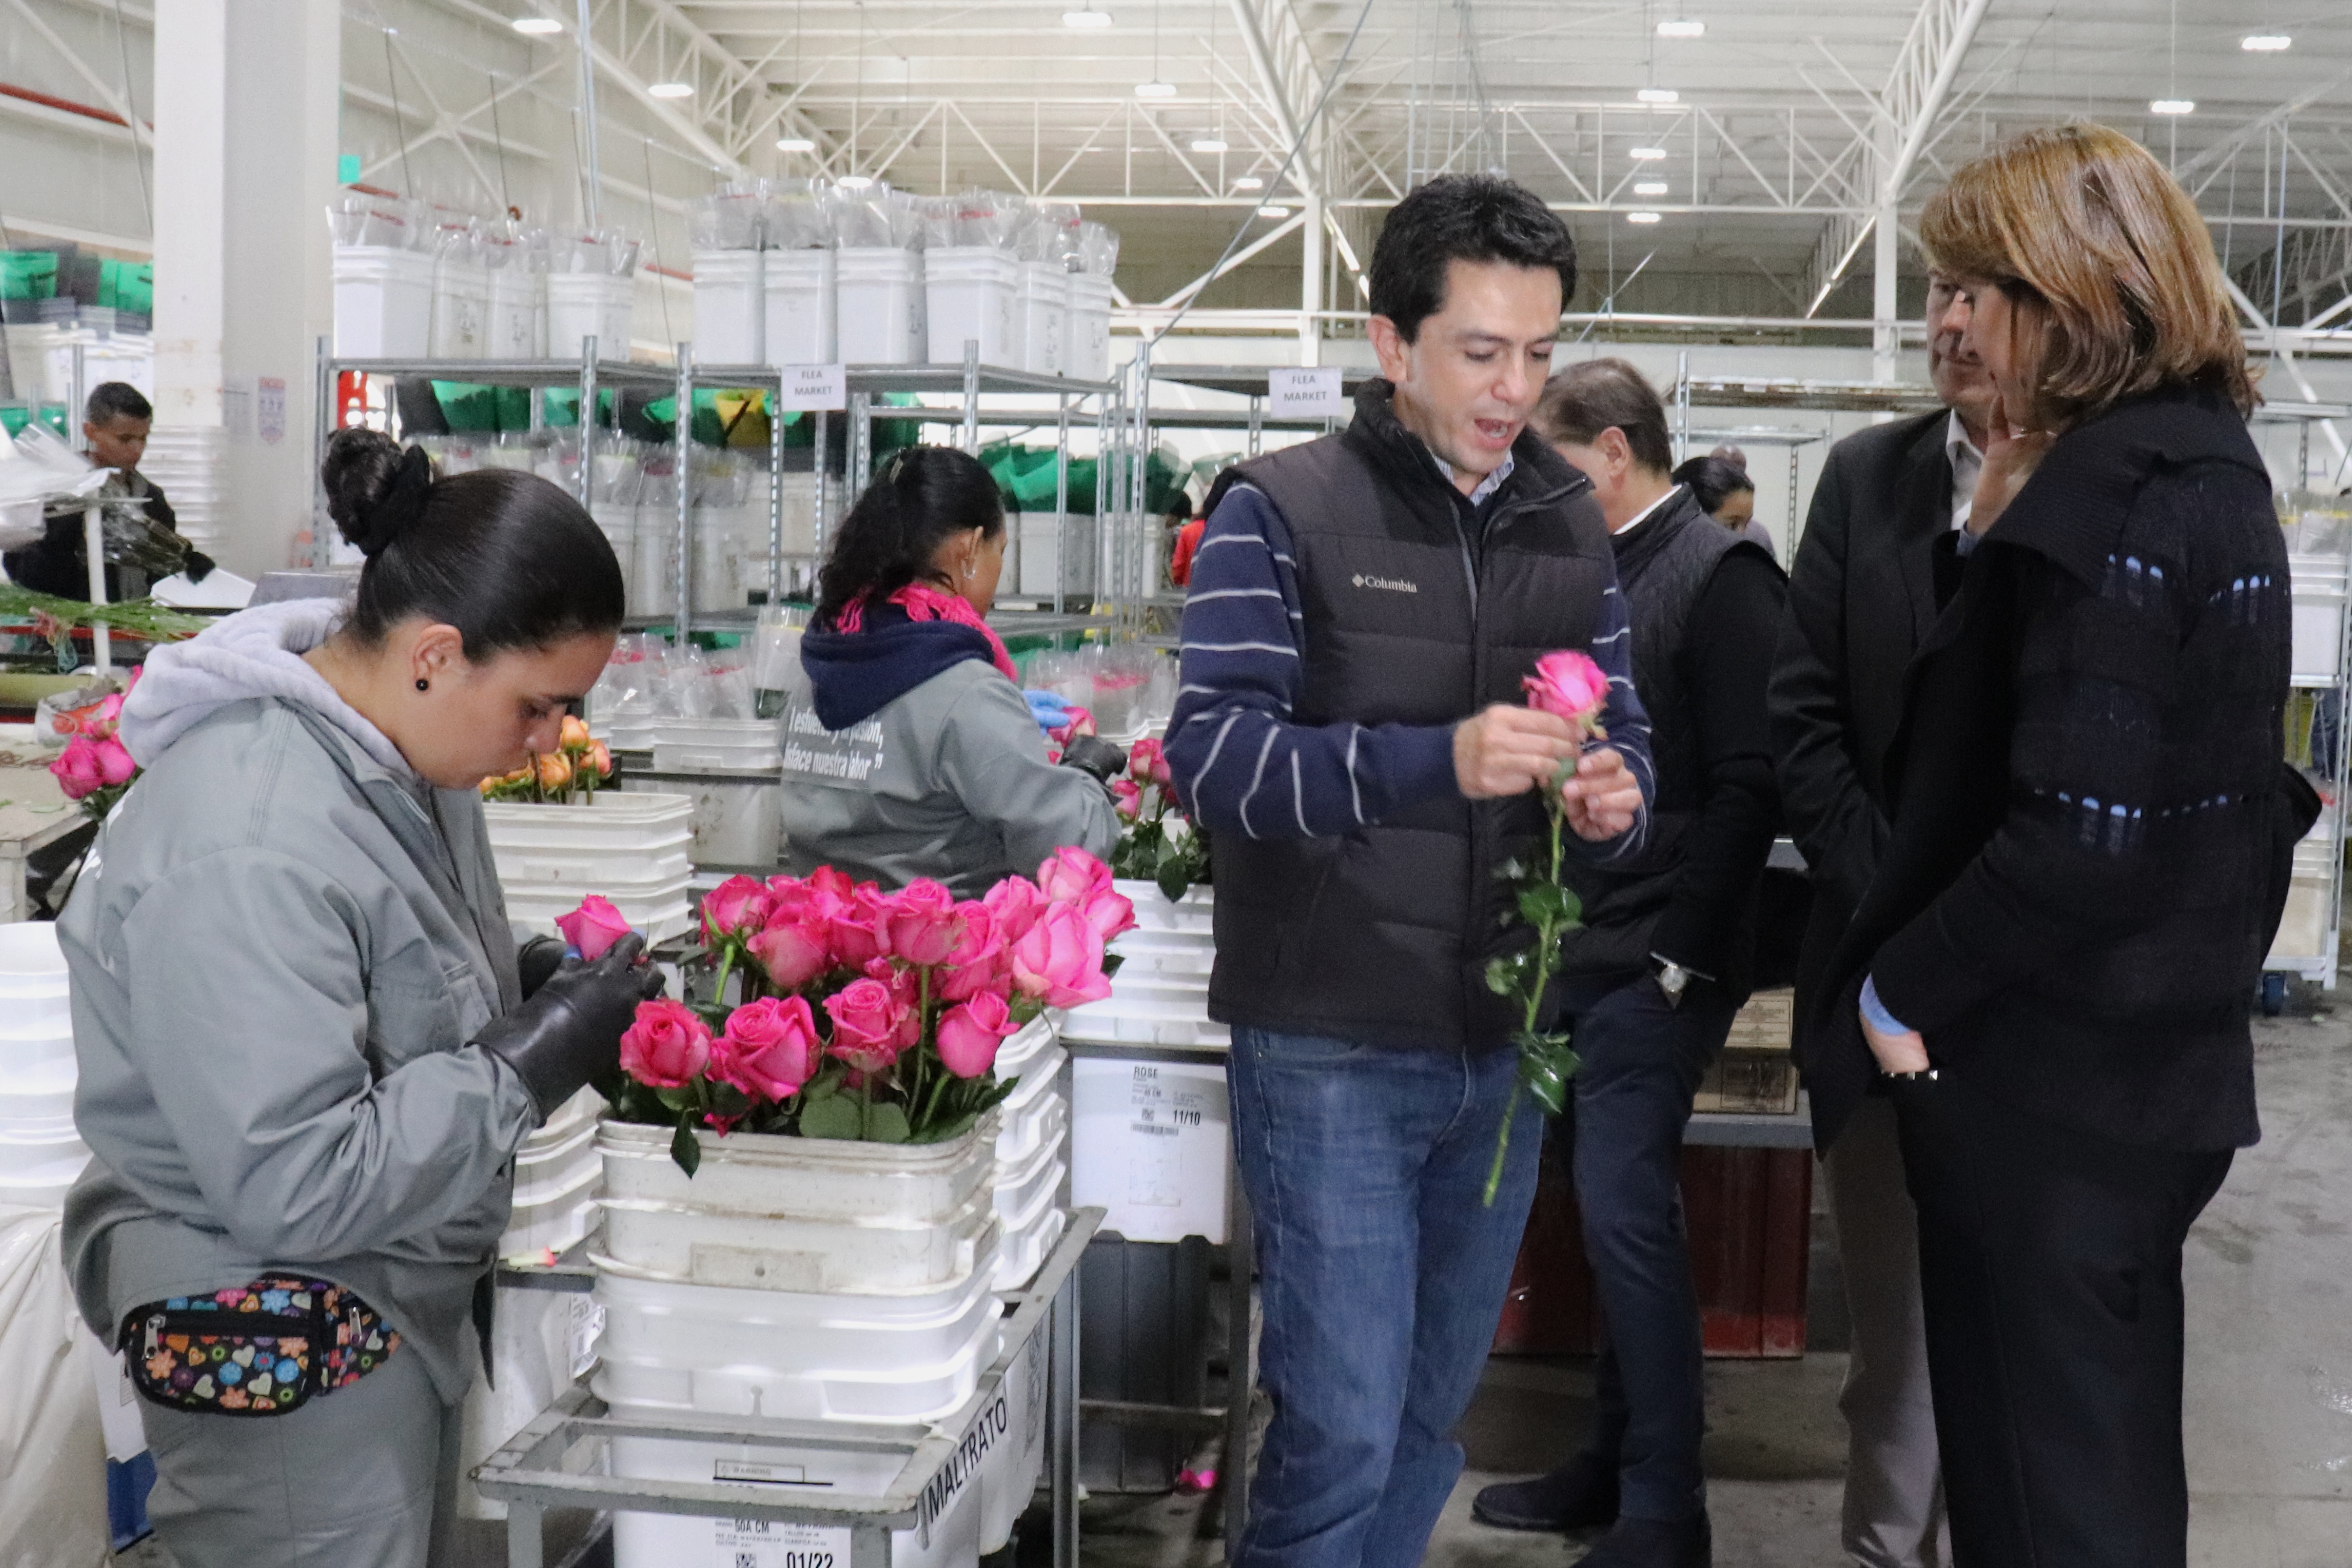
top-left (1768, 272), bottom-right (1991, 1568)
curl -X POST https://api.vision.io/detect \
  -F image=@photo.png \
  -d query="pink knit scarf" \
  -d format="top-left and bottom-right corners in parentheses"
top-left (833, 581), bottom-right (1019, 683)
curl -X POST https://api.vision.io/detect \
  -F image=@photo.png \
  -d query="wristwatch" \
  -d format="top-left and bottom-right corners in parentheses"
top-left (1651, 956), bottom-right (1692, 1009)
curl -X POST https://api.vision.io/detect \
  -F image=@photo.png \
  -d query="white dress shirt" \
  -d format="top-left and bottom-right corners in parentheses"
top-left (1946, 409), bottom-right (1986, 532)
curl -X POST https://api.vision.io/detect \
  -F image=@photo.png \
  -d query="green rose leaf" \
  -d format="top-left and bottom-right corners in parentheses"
top-left (668, 1110), bottom-right (703, 1178)
top-left (798, 1094), bottom-right (864, 1141)
top-left (865, 1102), bottom-right (913, 1144)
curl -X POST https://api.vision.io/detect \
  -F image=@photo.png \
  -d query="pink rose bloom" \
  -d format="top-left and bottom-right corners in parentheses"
top-left (824, 977), bottom-right (910, 1074)
top-left (860, 959), bottom-right (926, 1046)
top-left (1523, 649), bottom-right (1611, 728)
top-left (709, 995), bottom-right (822, 1101)
top-left (936, 991), bottom-right (1016, 1080)
top-left (1037, 846), bottom-right (1114, 905)
top-left (620, 998), bottom-right (711, 1088)
top-left (701, 874), bottom-right (773, 943)
top-left (1011, 903), bottom-right (1113, 1008)
top-left (1111, 777), bottom-right (1144, 820)
top-left (828, 883), bottom-right (895, 968)
top-left (937, 903), bottom-right (1008, 1003)
top-left (555, 894), bottom-right (633, 961)
top-left (1128, 737), bottom-right (1172, 787)
top-left (49, 737), bottom-right (119, 800)
top-left (983, 875), bottom-right (1048, 945)
top-left (93, 737), bottom-right (136, 786)
top-left (884, 878), bottom-right (964, 968)
top-left (749, 903), bottom-right (834, 991)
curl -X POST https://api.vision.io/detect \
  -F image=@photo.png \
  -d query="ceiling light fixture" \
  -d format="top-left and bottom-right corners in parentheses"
top-left (2241, 33), bottom-right (2290, 51)
top-left (512, 15), bottom-right (563, 33)
top-left (1191, 137), bottom-right (1229, 153)
top-left (836, 174), bottom-right (875, 189)
top-left (1063, 5), bottom-right (1113, 24)
top-left (1636, 87), bottom-right (1678, 104)
top-left (1630, 146), bottom-right (1668, 161)
top-left (1633, 180), bottom-right (1669, 195)
top-left (1627, 211), bottom-right (1662, 224)
top-left (1656, 18), bottom-right (1704, 38)
top-left (1135, 80), bottom-right (1177, 98)
top-left (2150, 97), bottom-right (2194, 114)
top-left (1257, 203), bottom-right (1292, 219)
top-left (777, 136), bottom-right (816, 152)
top-left (648, 82), bottom-right (694, 98)
top-left (1232, 176), bottom-right (1264, 191)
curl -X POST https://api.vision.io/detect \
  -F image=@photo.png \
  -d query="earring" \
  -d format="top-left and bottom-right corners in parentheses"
top-left (415, 678), bottom-right (430, 692)
top-left (964, 561), bottom-right (978, 580)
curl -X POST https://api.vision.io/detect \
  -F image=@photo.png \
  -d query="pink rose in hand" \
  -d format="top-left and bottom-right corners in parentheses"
top-left (1522, 650), bottom-right (1611, 729)
top-left (620, 998), bottom-right (711, 1088)
top-left (1128, 737), bottom-right (1171, 787)
top-left (701, 875), bottom-right (773, 944)
top-left (1112, 777), bottom-right (1145, 819)
top-left (885, 878), bottom-right (965, 968)
top-left (555, 895), bottom-right (633, 961)
top-left (824, 977), bottom-right (911, 1074)
top-left (937, 903), bottom-right (1009, 1003)
top-left (710, 995), bottom-right (822, 1101)
top-left (50, 736), bottom-right (134, 800)
top-left (983, 875), bottom-right (1049, 945)
top-left (936, 990), bottom-right (1016, 1079)
top-left (1011, 904), bottom-right (1113, 1008)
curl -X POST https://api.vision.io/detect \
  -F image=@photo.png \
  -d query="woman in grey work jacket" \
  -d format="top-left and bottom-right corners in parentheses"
top-left (775, 445), bottom-right (1122, 895)
top-left (60, 427), bottom-right (662, 1568)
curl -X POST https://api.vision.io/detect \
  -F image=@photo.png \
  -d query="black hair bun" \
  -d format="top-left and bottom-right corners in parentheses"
top-left (321, 428), bottom-right (435, 557)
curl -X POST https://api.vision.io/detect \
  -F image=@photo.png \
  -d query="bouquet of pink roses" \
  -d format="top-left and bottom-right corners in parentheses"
top-left (48, 673), bottom-right (140, 821)
top-left (1105, 737), bottom-right (1210, 900)
top-left (583, 847), bottom-right (1138, 1175)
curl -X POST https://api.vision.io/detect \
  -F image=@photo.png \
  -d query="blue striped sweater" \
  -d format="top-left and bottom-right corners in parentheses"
top-left (1167, 478), bottom-right (1653, 857)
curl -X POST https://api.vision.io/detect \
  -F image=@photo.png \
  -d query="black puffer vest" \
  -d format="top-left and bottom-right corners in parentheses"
top-left (1556, 485), bottom-right (1750, 981)
top-left (1207, 380), bottom-right (1619, 1052)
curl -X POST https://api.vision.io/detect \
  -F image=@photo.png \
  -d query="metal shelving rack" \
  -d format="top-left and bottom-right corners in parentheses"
top-left (316, 340), bottom-right (1137, 644)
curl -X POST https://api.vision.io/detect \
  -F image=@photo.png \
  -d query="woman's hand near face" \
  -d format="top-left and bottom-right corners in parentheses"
top-left (1968, 392), bottom-right (2054, 537)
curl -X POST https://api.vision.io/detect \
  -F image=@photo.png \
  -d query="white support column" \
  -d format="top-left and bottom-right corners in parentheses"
top-left (1300, 192), bottom-right (1325, 367)
top-left (150, 0), bottom-right (338, 576)
top-left (1872, 191), bottom-right (1900, 384)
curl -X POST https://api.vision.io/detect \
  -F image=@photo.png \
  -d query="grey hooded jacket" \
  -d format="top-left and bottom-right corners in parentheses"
top-left (60, 600), bottom-right (539, 1406)
top-left (775, 659), bottom-right (1118, 898)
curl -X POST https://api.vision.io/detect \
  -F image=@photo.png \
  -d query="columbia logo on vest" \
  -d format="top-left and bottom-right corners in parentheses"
top-left (1351, 573), bottom-right (1418, 593)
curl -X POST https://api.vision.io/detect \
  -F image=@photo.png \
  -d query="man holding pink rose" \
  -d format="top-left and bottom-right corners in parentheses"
top-left (1167, 176), bottom-right (1651, 1568)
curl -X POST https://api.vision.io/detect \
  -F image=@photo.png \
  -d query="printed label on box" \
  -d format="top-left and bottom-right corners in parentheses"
top-left (257, 377), bottom-right (287, 445)
top-left (712, 1516), bottom-right (849, 1568)
top-left (1268, 366), bottom-right (1344, 418)
top-left (1126, 1063), bottom-right (1213, 1207)
top-left (776, 365), bottom-right (849, 412)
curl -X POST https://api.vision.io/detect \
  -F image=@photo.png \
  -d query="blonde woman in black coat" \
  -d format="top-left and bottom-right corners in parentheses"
top-left (1812, 123), bottom-right (2319, 1566)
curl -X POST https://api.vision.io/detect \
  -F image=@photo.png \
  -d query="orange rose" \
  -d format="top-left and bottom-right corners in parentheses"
top-left (560, 714), bottom-right (593, 751)
top-left (535, 751), bottom-right (574, 792)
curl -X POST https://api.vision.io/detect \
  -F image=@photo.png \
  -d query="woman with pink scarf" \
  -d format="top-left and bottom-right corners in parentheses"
top-left (774, 446), bottom-right (1122, 897)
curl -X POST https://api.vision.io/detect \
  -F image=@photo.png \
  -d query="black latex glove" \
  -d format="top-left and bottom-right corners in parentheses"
top-left (475, 933), bottom-right (665, 1120)
top-left (183, 549), bottom-right (217, 584)
top-left (1060, 733), bottom-right (1128, 785)
top-left (517, 935), bottom-right (567, 1000)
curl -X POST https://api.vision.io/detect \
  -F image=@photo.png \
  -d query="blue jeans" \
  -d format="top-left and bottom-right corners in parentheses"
top-left (1228, 1027), bottom-right (1544, 1568)
top-left (1556, 973), bottom-right (1736, 1524)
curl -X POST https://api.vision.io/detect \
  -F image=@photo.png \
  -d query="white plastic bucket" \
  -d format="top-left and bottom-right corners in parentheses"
top-left (503, 879), bottom-right (693, 944)
top-left (978, 1334), bottom-right (1050, 1553)
top-left (429, 260), bottom-right (493, 360)
top-left (546, 272), bottom-right (634, 360)
top-left (605, 1404), bottom-right (982, 1568)
top-left (992, 1176), bottom-right (1068, 1291)
top-left (482, 792), bottom-right (695, 854)
top-left (0, 1053), bottom-right (77, 1134)
top-left (458, 1288), bottom-right (601, 1520)
top-left (692, 249), bottom-right (765, 366)
top-left (1071, 1057), bottom-right (1230, 1243)
top-left (597, 1113), bottom-right (997, 1224)
top-left (925, 247), bottom-right (1021, 369)
top-left (486, 266), bottom-right (542, 359)
top-left (332, 246), bottom-right (434, 359)
top-left (0, 1124), bottom-right (89, 1179)
top-left (994, 1014), bottom-right (1058, 1079)
top-left (592, 1255), bottom-right (1002, 1421)
top-left (0, 1147), bottom-right (90, 1210)
top-left (993, 1111), bottom-right (1066, 1222)
top-left (837, 247), bottom-right (924, 365)
top-left (1065, 273), bottom-right (1115, 382)
top-left (1115, 880), bottom-right (1214, 935)
top-left (651, 717), bottom-right (780, 773)
top-left (996, 1046), bottom-right (1067, 1168)
top-left (764, 248), bottom-right (838, 366)
top-left (599, 1187), bottom-right (999, 1295)
top-left (1016, 262), bottom-right (1068, 376)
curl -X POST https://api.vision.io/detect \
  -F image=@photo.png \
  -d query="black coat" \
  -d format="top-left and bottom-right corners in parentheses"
top-left (1807, 385), bottom-right (2319, 1154)
top-left (1770, 410), bottom-right (1953, 1131)
top-left (4, 475), bottom-right (178, 601)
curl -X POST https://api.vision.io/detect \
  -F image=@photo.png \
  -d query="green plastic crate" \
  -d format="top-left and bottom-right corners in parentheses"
top-left (431, 381), bottom-right (501, 434)
top-left (0, 252), bottom-right (58, 302)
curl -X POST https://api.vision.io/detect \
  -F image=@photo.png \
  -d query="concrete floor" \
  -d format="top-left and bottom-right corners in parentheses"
top-left (113, 1003), bottom-right (2352, 1568)
top-left (1080, 999), bottom-right (2352, 1568)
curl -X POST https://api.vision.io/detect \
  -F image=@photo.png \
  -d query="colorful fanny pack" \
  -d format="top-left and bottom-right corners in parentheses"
top-left (120, 1276), bottom-right (400, 1416)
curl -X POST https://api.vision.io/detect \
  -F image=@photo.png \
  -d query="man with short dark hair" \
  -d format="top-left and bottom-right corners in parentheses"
top-left (4, 381), bottom-right (211, 598)
top-left (1167, 175), bottom-right (1652, 1568)
top-left (1473, 358), bottom-right (1783, 1567)
top-left (1767, 269), bottom-right (1994, 1568)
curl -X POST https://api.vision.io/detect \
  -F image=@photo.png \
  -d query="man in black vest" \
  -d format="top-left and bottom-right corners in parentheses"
top-left (1472, 360), bottom-right (1783, 1566)
top-left (1768, 271), bottom-right (1995, 1568)
top-left (1165, 175), bottom-right (1652, 1568)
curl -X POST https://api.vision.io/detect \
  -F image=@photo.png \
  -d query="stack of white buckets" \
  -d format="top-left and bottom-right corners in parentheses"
top-left (0, 923), bottom-right (90, 1211)
top-left (694, 244), bottom-right (1115, 378)
top-left (1065, 883), bottom-right (1234, 1246)
top-left (587, 1006), bottom-right (1068, 1567)
top-left (483, 793), bottom-right (698, 949)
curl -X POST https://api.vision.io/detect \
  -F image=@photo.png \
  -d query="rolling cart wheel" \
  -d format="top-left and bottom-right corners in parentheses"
top-left (2261, 972), bottom-right (2288, 1017)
